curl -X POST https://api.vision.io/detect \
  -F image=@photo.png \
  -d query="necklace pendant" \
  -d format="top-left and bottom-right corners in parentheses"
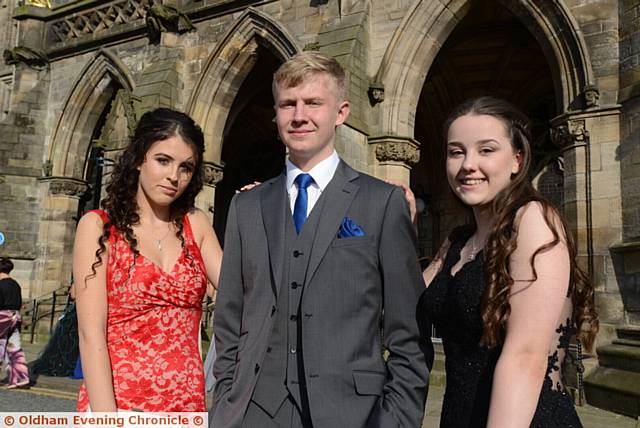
top-left (156, 239), bottom-right (162, 251)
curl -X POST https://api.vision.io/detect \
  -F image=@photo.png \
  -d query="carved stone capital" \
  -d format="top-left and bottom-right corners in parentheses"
top-left (550, 120), bottom-right (588, 148)
top-left (39, 176), bottom-right (88, 198)
top-left (369, 135), bottom-right (420, 166)
top-left (203, 162), bottom-right (224, 186)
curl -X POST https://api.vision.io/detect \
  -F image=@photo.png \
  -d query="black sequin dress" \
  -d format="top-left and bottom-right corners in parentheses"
top-left (416, 226), bottom-right (582, 428)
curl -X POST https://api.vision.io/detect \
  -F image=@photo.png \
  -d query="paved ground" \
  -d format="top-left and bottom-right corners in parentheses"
top-left (0, 387), bottom-right (76, 412)
top-left (421, 385), bottom-right (639, 428)
top-left (0, 339), bottom-right (634, 427)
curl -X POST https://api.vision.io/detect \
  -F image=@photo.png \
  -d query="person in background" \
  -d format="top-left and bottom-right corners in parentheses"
top-left (73, 108), bottom-right (222, 412)
top-left (0, 257), bottom-right (29, 389)
top-left (416, 96), bottom-right (598, 427)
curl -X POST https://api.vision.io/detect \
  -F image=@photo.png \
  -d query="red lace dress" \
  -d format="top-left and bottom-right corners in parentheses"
top-left (77, 210), bottom-right (207, 412)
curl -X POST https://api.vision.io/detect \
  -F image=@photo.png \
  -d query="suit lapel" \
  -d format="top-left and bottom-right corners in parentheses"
top-left (305, 161), bottom-right (359, 284)
top-left (261, 174), bottom-right (288, 298)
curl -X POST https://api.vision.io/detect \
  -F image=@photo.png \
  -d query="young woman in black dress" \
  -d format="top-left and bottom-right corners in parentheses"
top-left (416, 96), bottom-right (598, 427)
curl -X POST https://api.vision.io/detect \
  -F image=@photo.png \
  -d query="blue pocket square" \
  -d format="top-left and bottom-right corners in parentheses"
top-left (337, 217), bottom-right (365, 238)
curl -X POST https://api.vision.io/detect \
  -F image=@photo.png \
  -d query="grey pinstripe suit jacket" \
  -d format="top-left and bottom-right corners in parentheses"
top-left (210, 161), bottom-right (432, 428)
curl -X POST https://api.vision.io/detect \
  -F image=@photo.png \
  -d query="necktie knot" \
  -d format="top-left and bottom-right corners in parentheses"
top-left (295, 173), bottom-right (313, 191)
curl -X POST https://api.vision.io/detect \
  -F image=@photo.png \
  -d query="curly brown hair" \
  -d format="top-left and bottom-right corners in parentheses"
top-left (88, 108), bottom-right (205, 281)
top-left (443, 96), bottom-right (598, 351)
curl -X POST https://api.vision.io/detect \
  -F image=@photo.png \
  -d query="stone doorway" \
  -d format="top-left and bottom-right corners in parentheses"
top-left (213, 46), bottom-right (285, 242)
top-left (76, 93), bottom-right (116, 218)
top-left (412, 0), bottom-right (559, 260)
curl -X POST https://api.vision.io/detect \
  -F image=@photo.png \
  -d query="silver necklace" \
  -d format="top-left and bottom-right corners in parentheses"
top-left (467, 234), bottom-right (480, 262)
top-left (151, 224), bottom-right (172, 252)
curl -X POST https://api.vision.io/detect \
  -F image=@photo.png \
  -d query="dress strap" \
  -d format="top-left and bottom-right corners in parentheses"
top-left (182, 214), bottom-right (205, 267)
top-left (86, 209), bottom-right (109, 224)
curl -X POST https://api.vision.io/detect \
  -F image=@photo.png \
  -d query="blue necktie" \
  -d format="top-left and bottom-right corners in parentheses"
top-left (293, 173), bottom-right (314, 234)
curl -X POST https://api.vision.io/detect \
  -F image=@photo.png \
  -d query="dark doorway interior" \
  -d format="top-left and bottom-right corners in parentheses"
top-left (214, 46), bottom-right (285, 242)
top-left (77, 82), bottom-right (122, 219)
top-left (412, 0), bottom-right (559, 259)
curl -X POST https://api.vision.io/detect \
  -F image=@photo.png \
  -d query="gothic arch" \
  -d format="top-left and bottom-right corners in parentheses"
top-left (187, 7), bottom-right (299, 163)
top-left (375, 0), bottom-right (595, 138)
top-left (48, 48), bottom-right (134, 179)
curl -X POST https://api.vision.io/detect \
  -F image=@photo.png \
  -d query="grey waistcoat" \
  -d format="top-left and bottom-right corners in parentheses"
top-left (251, 193), bottom-right (327, 417)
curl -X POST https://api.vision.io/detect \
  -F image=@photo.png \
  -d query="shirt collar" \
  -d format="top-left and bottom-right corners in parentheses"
top-left (286, 151), bottom-right (340, 192)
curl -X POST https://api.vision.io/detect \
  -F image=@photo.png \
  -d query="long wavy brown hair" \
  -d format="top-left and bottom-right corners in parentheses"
top-left (443, 96), bottom-right (598, 351)
top-left (87, 108), bottom-right (205, 281)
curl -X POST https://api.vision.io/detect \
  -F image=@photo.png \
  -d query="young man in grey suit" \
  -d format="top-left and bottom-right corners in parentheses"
top-left (210, 52), bottom-right (431, 428)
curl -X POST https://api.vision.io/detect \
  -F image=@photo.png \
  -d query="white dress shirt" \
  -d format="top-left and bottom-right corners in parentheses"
top-left (286, 151), bottom-right (340, 216)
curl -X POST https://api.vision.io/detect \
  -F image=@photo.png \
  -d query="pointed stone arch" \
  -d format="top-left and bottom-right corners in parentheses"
top-left (187, 7), bottom-right (299, 164)
top-left (48, 48), bottom-right (135, 179)
top-left (375, 0), bottom-right (595, 138)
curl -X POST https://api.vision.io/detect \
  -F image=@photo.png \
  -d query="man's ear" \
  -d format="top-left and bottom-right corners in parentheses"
top-left (335, 100), bottom-right (350, 126)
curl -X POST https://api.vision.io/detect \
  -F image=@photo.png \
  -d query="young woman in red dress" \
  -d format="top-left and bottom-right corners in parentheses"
top-left (73, 108), bottom-right (222, 412)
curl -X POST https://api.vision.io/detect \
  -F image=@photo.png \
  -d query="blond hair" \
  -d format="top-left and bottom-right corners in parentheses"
top-left (272, 51), bottom-right (348, 101)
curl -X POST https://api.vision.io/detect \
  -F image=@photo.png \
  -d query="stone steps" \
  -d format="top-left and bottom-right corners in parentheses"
top-left (596, 343), bottom-right (640, 373)
top-left (585, 326), bottom-right (640, 417)
top-left (612, 338), bottom-right (640, 348)
top-left (584, 367), bottom-right (640, 417)
top-left (617, 326), bottom-right (640, 342)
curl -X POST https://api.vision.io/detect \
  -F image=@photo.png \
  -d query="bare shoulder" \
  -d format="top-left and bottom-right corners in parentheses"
top-left (188, 207), bottom-right (209, 222)
top-left (76, 211), bottom-right (104, 235)
top-left (73, 212), bottom-right (106, 259)
top-left (514, 201), bottom-right (566, 246)
top-left (187, 208), bottom-right (211, 231)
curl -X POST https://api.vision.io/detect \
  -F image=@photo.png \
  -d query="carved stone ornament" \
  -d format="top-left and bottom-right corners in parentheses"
top-left (369, 136), bottom-right (420, 166)
top-left (583, 84), bottom-right (600, 108)
top-left (203, 162), bottom-right (224, 186)
top-left (550, 125), bottom-right (571, 147)
top-left (368, 82), bottom-right (384, 106)
top-left (42, 160), bottom-right (52, 177)
top-left (550, 120), bottom-right (588, 148)
top-left (145, 2), bottom-right (195, 43)
top-left (41, 177), bottom-right (89, 198)
top-left (3, 47), bottom-right (49, 69)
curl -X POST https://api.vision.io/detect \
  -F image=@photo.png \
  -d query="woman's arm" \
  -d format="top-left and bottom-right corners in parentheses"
top-left (189, 209), bottom-right (223, 297)
top-left (487, 202), bottom-right (570, 427)
top-left (73, 212), bottom-right (117, 411)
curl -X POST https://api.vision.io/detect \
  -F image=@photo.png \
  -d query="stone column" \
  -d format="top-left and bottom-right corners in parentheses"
top-left (551, 106), bottom-right (623, 346)
top-left (34, 177), bottom-right (88, 298)
top-left (368, 135), bottom-right (420, 182)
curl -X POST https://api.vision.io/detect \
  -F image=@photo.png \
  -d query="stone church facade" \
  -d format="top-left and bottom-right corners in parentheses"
top-left (0, 0), bottom-right (639, 416)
